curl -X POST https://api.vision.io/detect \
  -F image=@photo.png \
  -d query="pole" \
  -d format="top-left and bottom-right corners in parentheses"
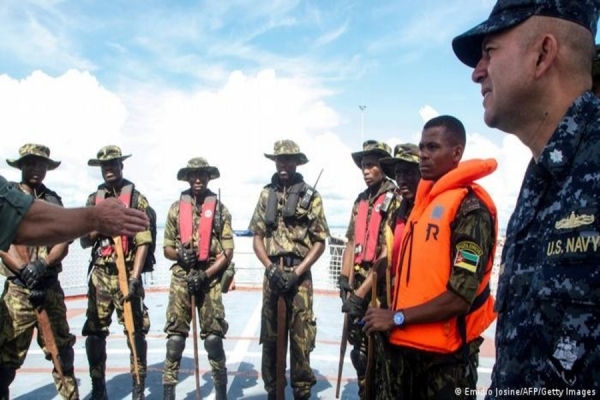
top-left (359, 105), bottom-right (366, 144)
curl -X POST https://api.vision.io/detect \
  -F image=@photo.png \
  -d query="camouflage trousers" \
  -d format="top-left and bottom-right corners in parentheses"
top-left (0, 278), bottom-right (79, 399)
top-left (162, 265), bottom-right (228, 385)
top-left (82, 264), bottom-right (151, 379)
top-left (376, 337), bottom-right (483, 400)
top-left (260, 270), bottom-right (317, 398)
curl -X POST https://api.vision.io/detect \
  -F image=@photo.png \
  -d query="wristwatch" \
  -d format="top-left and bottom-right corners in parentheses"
top-left (393, 310), bottom-right (405, 327)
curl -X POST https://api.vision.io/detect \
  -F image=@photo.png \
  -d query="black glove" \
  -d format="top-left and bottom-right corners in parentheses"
top-left (187, 270), bottom-right (207, 296)
top-left (342, 293), bottom-right (367, 321)
top-left (29, 289), bottom-right (46, 308)
top-left (265, 263), bottom-right (287, 294)
top-left (177, 245), bottom-right (197, 269)
top-left (124, 277), bottom-right (142, 302)
top-left (282, 271), bottom-right (300, 292)
top-left (20, 259), bottom-right (48, 290)
top-left (338, 274), bottom-right (353, 300)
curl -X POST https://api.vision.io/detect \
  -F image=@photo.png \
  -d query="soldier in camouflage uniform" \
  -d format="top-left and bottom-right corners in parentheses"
top-left (80, 145), bottom-right (153, 400)
top-left (453, 0), bottom-right (600, 397)
top-left (337, 140), bottom-right (400, 399)
top-left (0, 144), bottom-right (79, 400)
top-left (161, 158), bottom-right (234, 400)
top-left (249, 140), bottom-right (329, 400)
top-left (363, 116), bottom-right (498, 400)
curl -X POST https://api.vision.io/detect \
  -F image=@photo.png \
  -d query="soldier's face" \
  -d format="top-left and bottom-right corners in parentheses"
top-left (275, 155), bottom-right (298, 183)
top-left (419, 126), bottom-right (462, 181)
top-left (361, 154), bottom-right (385, 188)
top-left (188, 171), bottom-right (210, 197)
top-left (394, 162), bottom-right (420, 200)
top-left (100, 159), bottom-right (124, 185)
top-left (20, 157), bottom-right (48, 186)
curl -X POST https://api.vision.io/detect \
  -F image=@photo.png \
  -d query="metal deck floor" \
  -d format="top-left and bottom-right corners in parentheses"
top-left (10, 287), bottom-right (495, 399)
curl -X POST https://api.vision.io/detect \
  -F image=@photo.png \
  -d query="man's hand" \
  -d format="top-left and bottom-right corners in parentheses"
top-left (342, 293), bottom-right (367, 320)
top-left (20, 259), bottom-right (47, 289)
top-left (338, 274), bottom-right (353, 300)
top-left (265, 263), bottom-right (287, 294)
top-left (93, 198), bottom-right (149, 237)
top-left (124, 277), bottom-right (142, 302)
top-left (282, 271), bottom-right (299, 292)
top-left (29, 289), bottom-right (46, 308)
top-left (177, 244), bottom-right (197, 269)
top-left (187, 270), bottom-right (207, 296)
top-left (363, 307), bottom-right (397, 335)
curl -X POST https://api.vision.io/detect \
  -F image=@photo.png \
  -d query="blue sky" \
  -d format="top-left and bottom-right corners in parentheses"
top-left (2, 0), bottom-right (592, 234)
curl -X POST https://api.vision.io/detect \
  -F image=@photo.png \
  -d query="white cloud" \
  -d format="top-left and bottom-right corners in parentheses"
top-left (0, 70), bottom-right (530, 240)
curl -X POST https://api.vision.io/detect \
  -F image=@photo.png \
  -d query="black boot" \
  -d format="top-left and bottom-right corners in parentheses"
top-left (0, 367), bottom-right (16, 400)
top-left (132, 376), bottom-right (145, 400)
top-left (90, 377), bottom-right (108, 400)
top-left (213, 369), bottom-right (228, 400)
top-left (163, 383), bottom-right (176, 400)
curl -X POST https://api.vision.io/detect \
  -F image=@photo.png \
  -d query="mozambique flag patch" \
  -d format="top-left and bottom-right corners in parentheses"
top-left (453, 241), bottom-right (483, 273)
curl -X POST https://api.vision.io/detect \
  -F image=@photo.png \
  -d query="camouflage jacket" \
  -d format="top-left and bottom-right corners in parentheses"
top-left (248, 173), bottom-right (329, 258)
top-left (163, 189), bottom-right (234, 265)
top-left (85, 179), bottom-right (153, 265)
top-left (0, 175), bottom-right (34, 252)
top-left (491, 92), bottom-right (600, 393)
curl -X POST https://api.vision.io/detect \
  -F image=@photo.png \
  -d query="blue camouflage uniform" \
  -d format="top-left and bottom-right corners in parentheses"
top-left (0, 175), bottom-right (34, 251)
top-left (491, 92), bottom-right (600, 396)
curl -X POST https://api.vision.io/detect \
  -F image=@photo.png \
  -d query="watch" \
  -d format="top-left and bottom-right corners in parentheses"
top-left (393, 310), bottom-right (405, 327)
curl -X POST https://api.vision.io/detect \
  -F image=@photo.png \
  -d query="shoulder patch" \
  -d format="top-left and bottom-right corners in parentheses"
top-left (460, 196), bottom-right (482, 215)
top-left (453, 241), bottom-right (483, 273)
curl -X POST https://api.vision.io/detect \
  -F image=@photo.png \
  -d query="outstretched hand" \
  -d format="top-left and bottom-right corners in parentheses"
top-left (93, 198), bottom-right (149, 237)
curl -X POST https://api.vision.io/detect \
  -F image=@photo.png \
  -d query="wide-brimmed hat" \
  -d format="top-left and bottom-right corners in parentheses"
top-left (452, 0), bottom-right (600, 68)
top-left (351, 140), bottom-right (392, 169)
top-left (380, 143), bottom-right (420, 178)
top-left (264, 139), bottom-right (308, 165)
top-left (177, 157), bottom-right (220, 181)
top-left (88, 145), bottom-right (132, 167)
top-left (6, 143), bottom-right (61, 170)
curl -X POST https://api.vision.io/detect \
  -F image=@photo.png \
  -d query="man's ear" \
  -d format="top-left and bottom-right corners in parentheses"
top-left (453, 144), bottom-right (464, 163)
top-left (534, 34), bottom-right (558, 78)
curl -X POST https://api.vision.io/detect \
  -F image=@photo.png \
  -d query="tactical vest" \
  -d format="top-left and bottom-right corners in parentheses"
top-left (353, 191), bottom-right (394, 265)
top-left (390, 159), bottom-right (498, 354)
top-left (95, 183), bottom-right (133, 256)
top-left (179, 194), bottom-right (217, 262)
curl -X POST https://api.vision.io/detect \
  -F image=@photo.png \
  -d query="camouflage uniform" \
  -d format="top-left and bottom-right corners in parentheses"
top-left (451, 1), bottom-right (600, 397)
top-left (0, 175), bottom-right (34, 251)
top-left (161, 185), bottom-right (234, 394)
top-left (0, 184), bottom-right (78, 400)
top-left (488, 92), bottom-right (600, 397)
top-left (380, 192), bottom-right (495, 400)
top-left (249, 140), bottom-right (329, 400)
top-left (82, 146), bottom-right (152, 399)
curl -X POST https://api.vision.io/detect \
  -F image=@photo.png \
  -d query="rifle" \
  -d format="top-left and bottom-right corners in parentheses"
top-left (113, 236), bottom-right (141, 385)
top-left (0, 248), bottom-right (66, 387)
top-left (276, 257), bottom-right (287, 400)
top-left (365, 272), bottom-right (378, 400)
top-left (191, 294), bottom-right (201, 400)
top-left (335, 262), bottom-right (355, 398)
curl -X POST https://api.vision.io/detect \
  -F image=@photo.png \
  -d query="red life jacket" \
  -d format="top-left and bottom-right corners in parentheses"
top-left (179, 194), bottom-right (217, 262)
top-left (95, 184), bottom-right (133, 256)
top-left (353, 193), bottom-right (388, 264)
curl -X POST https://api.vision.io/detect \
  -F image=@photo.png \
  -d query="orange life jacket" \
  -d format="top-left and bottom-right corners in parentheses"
top-left (179, 194), bottom-right (217, 262)
top-left (95, 184), bottom-right (133, 256)
top-left (353, 191), bottom-right (393, 264)
top-left (389, 159), bottom-right (498, 354)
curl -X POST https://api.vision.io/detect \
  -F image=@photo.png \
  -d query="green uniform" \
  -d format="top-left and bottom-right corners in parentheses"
top-left (248, 172), bottom-right (329, 400)
top-left (81, 180), bottom-right (153, 381)
top-left (344, 179), bottom-right (400, 399)
top-left (0, 175), bottom-right (34, 251)
top-left (0, 183), bottom-right (78, 399)
top-left (161, 189), bottom-right (234, 389)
